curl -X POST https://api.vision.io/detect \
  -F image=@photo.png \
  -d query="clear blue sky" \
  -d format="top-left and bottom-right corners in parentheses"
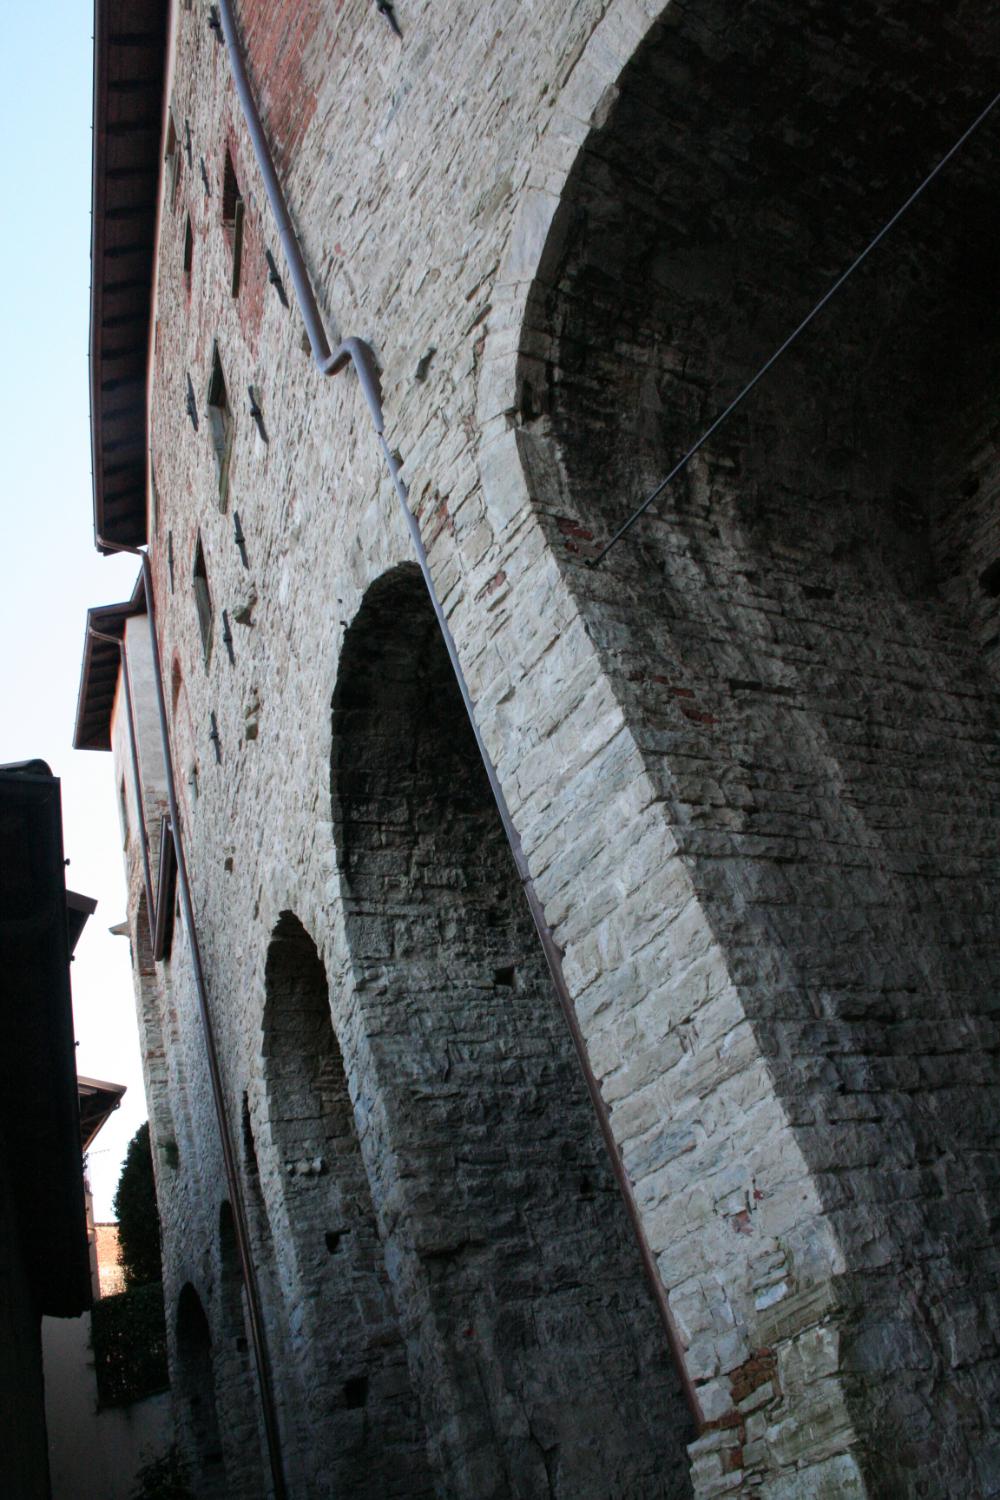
top-left (0, 2), bottom-right (150, 1217)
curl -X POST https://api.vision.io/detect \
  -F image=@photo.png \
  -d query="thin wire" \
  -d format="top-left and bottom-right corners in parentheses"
top-left (588, 89), bottom-right (1000, 567)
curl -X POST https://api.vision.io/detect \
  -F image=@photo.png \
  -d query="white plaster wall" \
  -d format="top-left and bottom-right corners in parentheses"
top-left (42, 1313), bottom-right (172, 1500)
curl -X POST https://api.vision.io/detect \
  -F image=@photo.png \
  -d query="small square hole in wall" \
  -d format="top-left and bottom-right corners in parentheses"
top-left (343, 1376), bottom-right (368, 1409)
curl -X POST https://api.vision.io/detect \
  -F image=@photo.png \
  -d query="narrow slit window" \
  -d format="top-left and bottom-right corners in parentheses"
top-left (221, 149), bottom-right (241, 226)
top-left (183, 215), bottom-right (193, 293)
top-left (221, 149), bottom-right (244, 297)
top-left (165, 111), bottom-right (181, 206)
top-left (231, 197), bottom-right (245, 297)
top-left (150, 460), bottom-right (160, 536)
top-left (193, 533), bottom-right (214, 664)
top-left (207, 345), bottom-right (234, 511)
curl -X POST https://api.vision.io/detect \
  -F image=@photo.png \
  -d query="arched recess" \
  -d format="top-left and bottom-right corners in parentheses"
top-left (260, 911), bottom-right (433, 1498)
top-left (505, 1), bottom-right (1000, 1492)
top-left (331, 564), bottom-right (694, 1498)
top-left (175, 1283), bottom-right (226, 1498)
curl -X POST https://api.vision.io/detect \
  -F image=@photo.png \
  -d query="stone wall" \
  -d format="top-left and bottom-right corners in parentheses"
top-left (330, 564), bottom-right (691, 1494)
top-left (259, 912), bottom-right (433, 1497)
top-left (512, 5), bottom-right (1000, 1493)
top-left (108, 0), bottom-right (1000, 1494)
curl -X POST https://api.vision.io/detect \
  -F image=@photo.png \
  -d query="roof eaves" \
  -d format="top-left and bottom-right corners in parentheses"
top-left (90, 0), bottom-right (169, 555)
top-left (73, 570), bottom-right (147, 753)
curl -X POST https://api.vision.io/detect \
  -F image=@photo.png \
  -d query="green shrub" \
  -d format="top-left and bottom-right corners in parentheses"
top-left (91, 1280), bottom-right (169, 1407)
top-left (129, 1446), bottom-right (194, 1500)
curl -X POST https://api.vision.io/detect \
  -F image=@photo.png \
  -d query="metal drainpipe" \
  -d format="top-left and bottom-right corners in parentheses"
top-left (215, 0), bottom-right (702, 1431)
top-left (92, 538), bottom-right (289, 1498)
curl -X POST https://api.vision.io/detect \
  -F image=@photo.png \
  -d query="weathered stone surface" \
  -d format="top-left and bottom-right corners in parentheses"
top-left (102, 0), bottom-right (1000, 1494)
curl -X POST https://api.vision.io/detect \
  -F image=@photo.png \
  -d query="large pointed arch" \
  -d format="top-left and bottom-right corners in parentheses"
top-left (331, 563), bottom-right (694, 1497)
top-left (479, 1), bottom-right (1000, 1492)
top-left (175, 1283), bottom-right (226, 1498)
top-left (260, 909), bottom-right (432, 1497)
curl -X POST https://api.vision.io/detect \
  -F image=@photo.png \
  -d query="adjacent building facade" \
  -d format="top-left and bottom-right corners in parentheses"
top-left (42, 1083), bottom-right (174, 1500)
top-left (0, 764), bottom-right (97, 1498)
top-left (76, 0), bottom-right (1000, 1495)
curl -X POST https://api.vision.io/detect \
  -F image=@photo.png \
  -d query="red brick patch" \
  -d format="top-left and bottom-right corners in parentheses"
top-left (475, 569), bottom-right (507, 602)
top-left (730, 1348), bottom-right (778, 1405)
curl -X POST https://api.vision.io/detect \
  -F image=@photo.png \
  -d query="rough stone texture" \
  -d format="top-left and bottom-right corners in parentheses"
top-left (104, 0), bottom-right (1000, 1495)
top-left (511, 4), bottom-right (1000, 1493)
top-left (259, 912), bottom-right (434, 1497)
top-left (330, 565), bottom-right (691, 1495)
top-left (175, 1283), bottom-right (227, 1496)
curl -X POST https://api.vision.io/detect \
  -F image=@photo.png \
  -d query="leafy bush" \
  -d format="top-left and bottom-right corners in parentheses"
top-left (130, 1446), bottom-right (194, 1500)
top-left (91, 1280), bottom-right (169, 1407)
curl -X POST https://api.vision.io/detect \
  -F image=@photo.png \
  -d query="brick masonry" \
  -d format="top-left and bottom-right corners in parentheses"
top-left (106, 0), bottom-right (1000, 1494)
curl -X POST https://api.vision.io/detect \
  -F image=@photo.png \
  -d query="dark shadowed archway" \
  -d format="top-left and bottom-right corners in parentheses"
top-left (175, 1283), bottom-right (226, 1498)
top-left (519, 0), bottom-right (1000, 1491)
top-left (331, 563), bottom-right (694, 1498)
top-left (261, 910), bottom-right (433, 1498)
